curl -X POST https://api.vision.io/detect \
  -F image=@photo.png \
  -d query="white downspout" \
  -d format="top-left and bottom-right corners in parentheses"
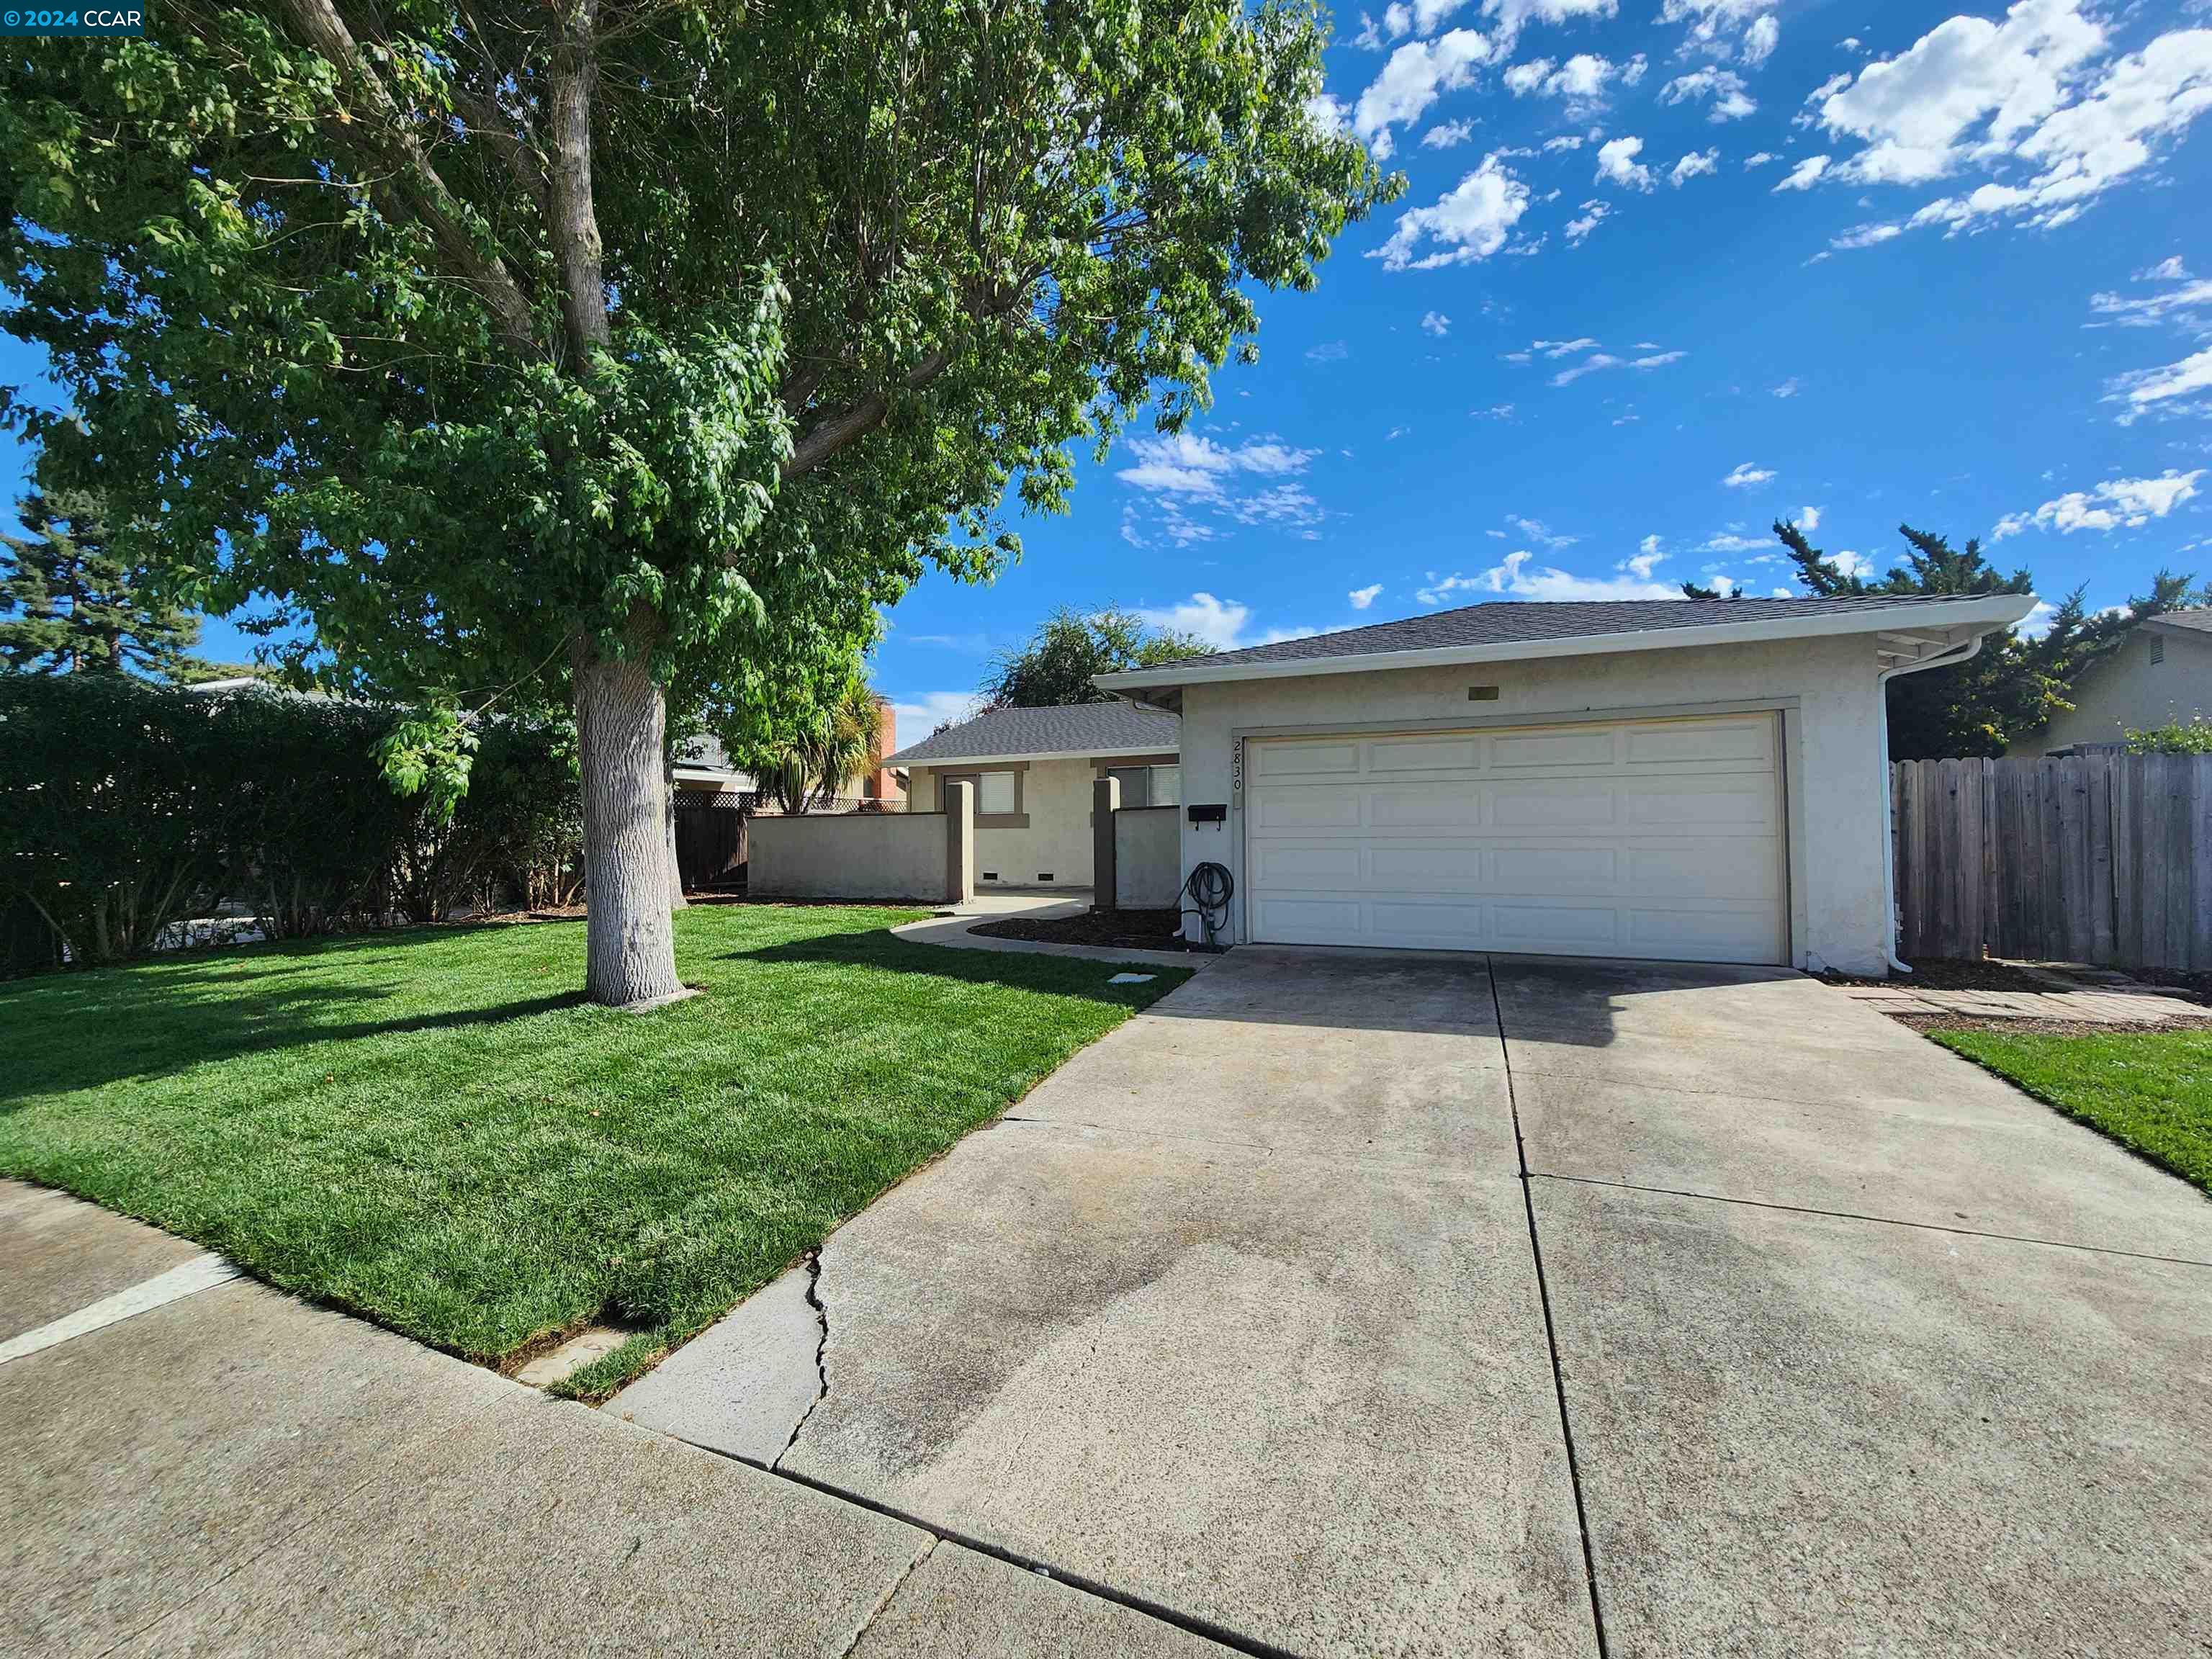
top-left (1877, 632), bottom-right (1987, 974)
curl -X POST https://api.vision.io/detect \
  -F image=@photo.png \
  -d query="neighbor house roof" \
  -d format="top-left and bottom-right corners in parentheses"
top-left (2143, 608), bottom-right (2212, 638)
top-left (1096, 593), bottom-right (2036, 704)
top-left (884, 701), bottom-right (1180, 768)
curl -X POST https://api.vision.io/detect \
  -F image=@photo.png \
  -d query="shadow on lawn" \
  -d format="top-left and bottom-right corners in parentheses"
top-left (729, 930), bottom-right (1189, 1007)
top-left (0, 966), bottom-right (587, 1105)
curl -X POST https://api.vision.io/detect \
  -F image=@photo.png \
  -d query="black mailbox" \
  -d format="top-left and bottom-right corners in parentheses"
top-left (1187, 804), bottom-right (1227, 823)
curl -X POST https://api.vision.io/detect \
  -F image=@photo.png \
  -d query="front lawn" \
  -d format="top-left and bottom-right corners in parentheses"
top-left (1930, 1027), bottom-right (2212, 1197)
top-left (0, 906), bottom-right (1183, 1393)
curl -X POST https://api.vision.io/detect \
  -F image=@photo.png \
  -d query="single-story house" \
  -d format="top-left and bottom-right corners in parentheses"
top-left (2008, 608), bottom-right (2211, 756)
top-left (885, 701), bottom-right (1181, 889)
top-left (1095, 593), bottom-right (2032, 975)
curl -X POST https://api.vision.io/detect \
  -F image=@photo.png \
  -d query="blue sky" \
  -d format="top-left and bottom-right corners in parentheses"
top-left (4, 0), bottom-right (2208, 741)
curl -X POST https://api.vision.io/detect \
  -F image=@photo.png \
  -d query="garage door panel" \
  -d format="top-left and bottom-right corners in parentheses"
top-left (1490, 729), bottom-right (1618, 770)
top-left (1249, 788), bottom-right (1364, 831)
top-left (1618, 781), bottom-right (1776, 832)
top-left (1250, 741), bottom-right (1360, 779)
top-left (1624, 845), bottom-right (1781, 899)
top-left (1250, 842), bottom-right (1364, 886)
top-left (1370, 783), bottom-right (1489, 829)
top-left (1246, 714), bottom-right (1787, 966)
top-left (1367, 735), bottom-right (1482, 773)
top-left (1491, 780), bottom-right (1622, 830)
top-left (1622, 721), bottom-right (1773, 766)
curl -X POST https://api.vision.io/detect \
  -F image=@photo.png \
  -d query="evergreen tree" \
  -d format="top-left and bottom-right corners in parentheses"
top-left (0, 484), bottom-right (201, 676)
top-left (981, 608), bottom-right (1215, 710)
top-left (1683, 520), bottom-right (2198, 757)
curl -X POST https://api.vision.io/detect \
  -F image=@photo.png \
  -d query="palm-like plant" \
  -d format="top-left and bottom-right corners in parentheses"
top-left (747, 680), bottom-right (884, 814)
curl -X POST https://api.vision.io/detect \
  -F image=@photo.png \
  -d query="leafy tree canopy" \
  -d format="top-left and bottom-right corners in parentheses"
top-left (0, 0), bottom-right (1390, 1001)
top-left (1, 477), bottom-right (203, 677)
top-left (982, 606), bottom-right (1215, 710)
top-left (1683, 521), bottom-right (2203, 759)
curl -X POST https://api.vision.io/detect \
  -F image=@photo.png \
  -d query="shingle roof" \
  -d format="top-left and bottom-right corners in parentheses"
top-left (884, 701), bottom-right (1180, 766)
top-left (1141, 595), bottom-right (2017, 673)
top-left (2146, 608), bottom-right (2212, 636)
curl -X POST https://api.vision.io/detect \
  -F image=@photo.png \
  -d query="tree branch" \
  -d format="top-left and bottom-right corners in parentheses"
top-left (547, 0), bottom-right (611, 368)
top-left (277, 0), bottom-right (544, 361)
top-left (782, 345), bottom-right (953, 477)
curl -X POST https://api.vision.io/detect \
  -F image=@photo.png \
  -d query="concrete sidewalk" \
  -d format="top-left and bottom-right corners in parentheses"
top-left (0, 1182), bottom-right (1231, 1658)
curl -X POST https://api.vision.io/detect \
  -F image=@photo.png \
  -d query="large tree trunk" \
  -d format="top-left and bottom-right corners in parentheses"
top-left (575, 631), bottom-right (682, 1008)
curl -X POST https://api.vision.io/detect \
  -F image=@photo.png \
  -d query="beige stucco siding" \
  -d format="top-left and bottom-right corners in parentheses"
top-left (1170, 633), bottom-right (1893, 974)
top-left (2008, 629), bottom-right (2212, 755)
top-left (905, 757), bottom-right (1097, 886)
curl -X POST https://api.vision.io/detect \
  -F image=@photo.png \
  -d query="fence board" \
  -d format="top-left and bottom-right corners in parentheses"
top-left (1891, 753), bottom-right (2211, 971)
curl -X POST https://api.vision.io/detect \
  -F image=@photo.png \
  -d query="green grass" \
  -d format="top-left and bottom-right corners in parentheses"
top-left (0, 906), bottom-right (1184, 1394)
top-left (1931, 1027), bottom-right (2212, 1197)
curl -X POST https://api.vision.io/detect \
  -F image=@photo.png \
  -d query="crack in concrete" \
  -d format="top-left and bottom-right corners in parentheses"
top-left (774, 1247), bottom-right (830, 1469)
top-left (835, 1534), bottom-right (938, 1659)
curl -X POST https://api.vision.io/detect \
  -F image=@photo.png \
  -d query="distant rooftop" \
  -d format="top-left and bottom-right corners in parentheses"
top-left (884, 701), bottom-right (1180, 766)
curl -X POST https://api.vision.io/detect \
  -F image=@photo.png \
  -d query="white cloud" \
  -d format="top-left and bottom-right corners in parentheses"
top-left (1550, 346), bottom-right (1683, 385)
top-left (1303, 94), bottom-right (1351, 138)
top-left (1723, 460), bottom-right (1776, 487)
top-left (1771, 377), bottom-right (1801, 396)
top-left (1544, 133), bottom-right (1586, 150)
top-left (2015, 598), bottom-right (2059, 639)
top-left (1563, 200), bottom-right (1611, 242)
top-left (1421, 310), bottom-right (1452, 336)
top-left (1136, 593), bottom-right (1315, 650)
top-left (1827, 549), bottom-right (1875, 579)
top-left (1507, 513), bottom-right (1578, 548)
top-left (1808, 2), bottom-right (2212, 233)
top-left (1306, 340), bottom-right (1349, 361)
top-left (1423, 118), bottom-right (1478, 148)
top-left (1621, 545), bottom-right (1666, 578)
top-left (1799, 504), bottom-right (1823, 530)
top-left (1480, 0), bottom-right (1620, 52)
top-left (1349, 584), bottom-right (1385, 610)
top-left (2142, 256), bottom-right (2192, 282)
top-left (1772, 154), bottom-right (1832, 190)
top-left (1670, 147), bottom-right (1721, 186)
top-left (1532, 336), bottom-right (1601, 356)
top-left (1382, 0), bottom-right (1472, 37)
top-left (1354, 30), bottom-right (1498, 153)
top-left (1639, 532), bottom-right (1663, 557)
top-left (2092, 275), bottom-right (2212, 328)
top-left (1743, 150), bottom-right (1777, 167)
top-left (2106, 346), bottom-right (2212, 418)
top-left (1419, 549), bottom-right (1681, 604)
top-left (1829, 220), bottom-right (1905, 250)
top-left (1991, 469), bottom-right (2205, 536)
top-left (1595, 135), bottom-right (1653, 189)
top-left (1372, 153), bottom-right (1533, 269)
top-left (892, 691), bottom-right (981, 736)
top-left (1504, 53), bottom-right (1624, 107)
top-left (1699, 531), bottom-right (1776, 552)
top-left (1660, 67), bottom-right (1758, 121)
top-left (1471, 402), bottom-right (1516, 418)
top-left (1660, 0), bottom-right (1776, 60)
top-left (1116, 432), bottom-right (1319, 495)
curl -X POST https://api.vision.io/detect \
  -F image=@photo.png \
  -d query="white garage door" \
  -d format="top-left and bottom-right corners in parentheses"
top-left (1244, 713), bottom-right (1788, 964)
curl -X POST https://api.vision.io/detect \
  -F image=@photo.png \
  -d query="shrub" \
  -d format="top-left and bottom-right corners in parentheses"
top-left (0, 675), bottom-right (581, 973)
top-left (2125, 717), bottom-right (2212, 755)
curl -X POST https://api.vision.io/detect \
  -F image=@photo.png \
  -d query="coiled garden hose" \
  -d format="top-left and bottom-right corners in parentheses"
top-left (1182, 860), bottom-right (1234, 951)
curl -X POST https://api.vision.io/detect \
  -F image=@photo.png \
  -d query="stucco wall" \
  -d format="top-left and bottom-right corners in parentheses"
top-left (749, 811), bottom-right (953, 902)
top-left (1169, 632), bottom-right (1893, 974)
top-left (1114, 806), bottom-right (1183, 908)
top-left (906, 759), bottom-right (1097, 887)
top-left (2009, 629), bottom-right (2212, 755)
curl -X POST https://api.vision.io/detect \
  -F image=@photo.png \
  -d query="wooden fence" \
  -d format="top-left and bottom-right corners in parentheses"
top-left (1892, 755), bottom-right (2212, 970)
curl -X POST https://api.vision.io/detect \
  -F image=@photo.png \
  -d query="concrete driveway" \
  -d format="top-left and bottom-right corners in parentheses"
top-left (621, 947), bottom-right (2212, 1658)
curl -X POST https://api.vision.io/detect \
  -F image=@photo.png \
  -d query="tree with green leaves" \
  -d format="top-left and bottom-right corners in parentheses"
top-left (981, 606), bottom-right (1215, 710)
top-left (1684, 521), bottom-right (2197, 757)
top-left (1, 481), bottom-right (202, 676)
top-left (729, 676), bottom-right (884, 815)
top-left (1, 1), bottom-right (1389, 1005)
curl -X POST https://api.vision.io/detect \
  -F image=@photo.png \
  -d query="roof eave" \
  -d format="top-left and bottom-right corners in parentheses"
top-left (1093, 596), bottom-right (2037, 693)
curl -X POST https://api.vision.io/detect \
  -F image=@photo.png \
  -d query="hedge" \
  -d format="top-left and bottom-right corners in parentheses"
top-left (0, 675), bottom-right (581, 975)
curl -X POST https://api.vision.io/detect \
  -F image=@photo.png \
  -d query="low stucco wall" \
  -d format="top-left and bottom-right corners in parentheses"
top-left (908, 758), bottom-right (1097, 886)
top-left (1171, 632), bottom-right (1893, 975)
top-left (749, 811), bottom-right (953, 902)
top-left (1115, 806), bottom-right (1183, 908)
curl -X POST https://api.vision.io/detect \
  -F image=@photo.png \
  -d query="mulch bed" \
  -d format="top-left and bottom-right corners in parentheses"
top-left (968, 907), bottom-right (1203, 953)
top-left (1819, 958), bottom-right (2052, 993)
top-left (1888, 1012), bottom-right (2206, 1038)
